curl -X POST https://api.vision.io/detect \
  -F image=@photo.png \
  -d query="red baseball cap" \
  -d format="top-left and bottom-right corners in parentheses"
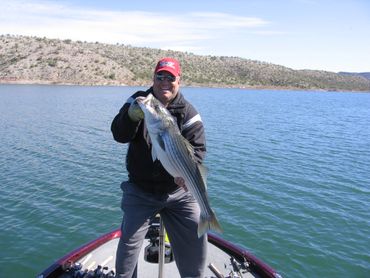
top-left (154, 57), bottom-right (181, 77)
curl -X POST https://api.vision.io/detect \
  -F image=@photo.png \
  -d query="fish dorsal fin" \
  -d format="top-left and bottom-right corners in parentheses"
top-left (169, 127), bottom-right (196, 160)
top-left (179, 134), bottom-right (197, 162)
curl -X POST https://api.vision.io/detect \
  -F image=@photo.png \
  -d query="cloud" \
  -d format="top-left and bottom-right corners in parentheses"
top-left (0, 0), bottom-right (270, 49)
top-left (189, 12), bottom-right (269, 28)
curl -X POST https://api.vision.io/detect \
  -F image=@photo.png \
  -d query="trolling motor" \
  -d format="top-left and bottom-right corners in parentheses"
top-left (144, 216), bottom-right (174, 265)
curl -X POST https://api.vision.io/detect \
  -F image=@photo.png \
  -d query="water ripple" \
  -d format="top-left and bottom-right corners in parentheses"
top-left (1, 86), bottom-right (369, 277)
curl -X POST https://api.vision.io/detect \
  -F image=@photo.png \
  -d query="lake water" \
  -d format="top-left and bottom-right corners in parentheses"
top-left (0, 84), bottom-right (369, 278)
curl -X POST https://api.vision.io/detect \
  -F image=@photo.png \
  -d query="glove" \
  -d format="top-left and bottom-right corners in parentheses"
top-left (128, 99), bottom-right (144, 122)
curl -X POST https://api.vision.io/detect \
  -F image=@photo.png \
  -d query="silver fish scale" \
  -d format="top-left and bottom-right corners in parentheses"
top-left (161, 129), bottom-right (211, 218)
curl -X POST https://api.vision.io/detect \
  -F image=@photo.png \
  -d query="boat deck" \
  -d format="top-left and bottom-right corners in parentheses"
top-left (76, 237), bottom-right (257, 277)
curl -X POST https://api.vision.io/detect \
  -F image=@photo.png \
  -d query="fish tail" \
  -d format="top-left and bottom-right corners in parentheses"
top-left (209, 210), bottom-right (223, 234)
top-left (197, 210), bottom-right (223, 237)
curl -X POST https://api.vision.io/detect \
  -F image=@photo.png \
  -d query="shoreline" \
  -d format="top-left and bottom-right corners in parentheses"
top-left (1, 80), bottom-right (369, 93)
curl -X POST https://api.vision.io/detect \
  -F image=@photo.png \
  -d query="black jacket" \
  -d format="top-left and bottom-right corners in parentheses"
top-left (111, 87), bottom-right (206, 192)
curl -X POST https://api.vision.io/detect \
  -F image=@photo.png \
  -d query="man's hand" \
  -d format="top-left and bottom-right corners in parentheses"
top-left (174, 177), bottom-right (188, 191)
top-left (128, 99), bottom-right (144, 122)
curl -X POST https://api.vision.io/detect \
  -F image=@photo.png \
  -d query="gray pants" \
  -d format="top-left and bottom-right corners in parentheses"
top-left (115, 181), bottom-right (207, 278)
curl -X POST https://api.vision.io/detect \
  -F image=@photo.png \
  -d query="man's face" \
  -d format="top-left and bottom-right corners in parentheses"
top-left (152, 70), bottom-right (180, 106)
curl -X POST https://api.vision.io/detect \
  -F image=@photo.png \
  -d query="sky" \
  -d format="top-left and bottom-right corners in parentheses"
top-left (1, 0), bottom-right (369, 73)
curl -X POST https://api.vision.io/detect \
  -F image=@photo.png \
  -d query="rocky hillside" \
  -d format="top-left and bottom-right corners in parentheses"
top-left (1, 34), bottom-right (370, 91)
top-left (339, 72), bottom-right (370, 81)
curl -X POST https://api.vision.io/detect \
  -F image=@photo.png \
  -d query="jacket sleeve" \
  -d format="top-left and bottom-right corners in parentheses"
top-left (181, 105), bottom-right (206, 164)
top-left (111, 92), bottom-right (146, 143)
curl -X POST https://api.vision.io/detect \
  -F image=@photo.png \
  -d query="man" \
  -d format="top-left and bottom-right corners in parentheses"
top-left (111, 57), bottom-right (207, 278)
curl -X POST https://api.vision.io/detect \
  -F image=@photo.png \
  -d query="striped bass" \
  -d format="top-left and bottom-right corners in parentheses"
top-left (137, 93), bottom-right (222, 237)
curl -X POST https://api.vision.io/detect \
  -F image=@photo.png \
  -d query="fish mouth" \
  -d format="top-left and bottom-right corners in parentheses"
top-left (135, 96), bottom-right (148, 103)
top-left (136, 94), bottom-right (154, 107)
top-left (136, 94), bottom-right (158, 115)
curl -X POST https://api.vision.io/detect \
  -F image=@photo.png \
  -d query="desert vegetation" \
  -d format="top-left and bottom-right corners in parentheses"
top-left (1, 34), bottom-right (369, 91)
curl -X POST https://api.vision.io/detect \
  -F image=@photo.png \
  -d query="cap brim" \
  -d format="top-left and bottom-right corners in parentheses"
top-left (155, 68), bottom-right (179, 77)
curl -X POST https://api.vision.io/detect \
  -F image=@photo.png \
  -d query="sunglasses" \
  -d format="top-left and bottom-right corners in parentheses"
top-left (155, 74), bottom-right (177, 82)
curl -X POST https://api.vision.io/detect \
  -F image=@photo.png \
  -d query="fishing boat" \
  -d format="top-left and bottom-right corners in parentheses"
top-left (37, 217), bottom-right (282, 278)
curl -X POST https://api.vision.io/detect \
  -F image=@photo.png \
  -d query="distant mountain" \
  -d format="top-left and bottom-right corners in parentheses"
top-left (338, 72), bottom-right (370, 81)
top-left (1, 34), bottom-right (370, 92)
